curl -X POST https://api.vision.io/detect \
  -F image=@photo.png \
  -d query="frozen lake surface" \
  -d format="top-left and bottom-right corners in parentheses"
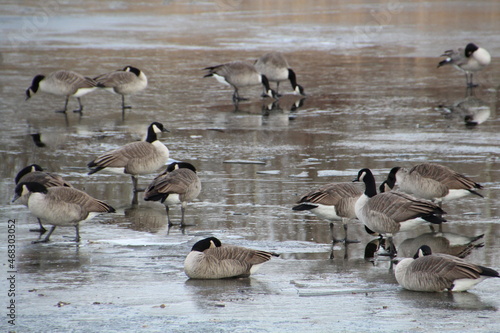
top-left (1, 1), bottom-right (500, 332)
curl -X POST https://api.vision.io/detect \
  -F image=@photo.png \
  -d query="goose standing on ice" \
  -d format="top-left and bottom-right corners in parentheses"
top-left (203, 61), bottom-right (277, 104)
top-left (438, 43), bottom-right (491, 87)
top-left (87, 122), bottom-right (169, 192)
top-left (144, 162), bottom-right (201, 227)
top-left (293, 182), bottom-right (363, 244)
top-left (254, 52), bottom-right (305, 97)
top-left (26, 70), bottom-right (98, 113)
top-left (14, 164), bottom-right (73, 233)
top-left (12, 182), bottom-right (115, 243)
top-left (94, 66), bottom-right (148, 111)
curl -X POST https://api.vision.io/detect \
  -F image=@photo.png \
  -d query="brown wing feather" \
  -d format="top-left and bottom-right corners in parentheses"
top-left (146, 168), bottom-right (198, 197)
top-left (52, 70), bottom-right (97, 89)
top-left (411, 255), bottom-right (482, 281)
top-left (49, 187), bottom-right (114, 213)
top-left (411, 163), bottom-right (481, 190)
top-left (298, 183), bottom-right (363, 206)
top-left (367, 191), bottom-right (442, 222)
top-left (94, 71), bottom-right (137, 87)
top-left (91, 141), bottom-right (155, 168)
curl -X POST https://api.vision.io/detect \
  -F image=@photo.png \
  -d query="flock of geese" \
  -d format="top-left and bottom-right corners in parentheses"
top-left (14, 44), bottom-right (499, 292)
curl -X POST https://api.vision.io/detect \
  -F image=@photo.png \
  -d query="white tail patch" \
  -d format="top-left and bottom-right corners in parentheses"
top-left (213, 74), bottom-right (230, 86)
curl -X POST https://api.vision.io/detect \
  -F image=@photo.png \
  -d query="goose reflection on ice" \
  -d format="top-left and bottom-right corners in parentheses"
top-left (439, 89), bottom-right (491, 127)
top-left (397, 231), bottom-right (484, 258)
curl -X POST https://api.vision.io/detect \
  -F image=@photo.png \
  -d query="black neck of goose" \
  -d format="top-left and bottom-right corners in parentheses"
top-left (15, 165), bottom-right (43, 184)
top-left (146, 126), bottom-right (158, 143)
top-left (128, 66), bottom-right (140, 76)
top-left (261, 74), bottom-right (271, 91)
top-left (385, 167), bottom-right (398, 190)
top-left (30, 75), bottom-right (44, 92)
top-left (363, 171), bottom-right (378, 198)
top-left (191, 237), bottom-right (221, 252)
top-left (166, 162), bottom-right (197, 173)
top-left (288, 69), bottom-right (298, 88)
top-left (465, 43), bottom-right (478, 58)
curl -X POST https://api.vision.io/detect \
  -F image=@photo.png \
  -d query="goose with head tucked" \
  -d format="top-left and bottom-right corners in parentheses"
top-left (293, 182), bottom-right (363, 244)
top-left (26, 70), bottom-right (98, 113)
top-left (144, 162), bottom-right (201, 227)
top-left (12, 182), bottom-right (115, 243)
top-left (254, 52), bottom-right (305, 97)
top-left (395, 245), bottom-right (499, 292)
top-left (87, 122), bottom-right (169, 192)
top-left (94, 65), bottom-right (148, 110)
top-left (438, 43), bottom-right (491, 87)
top-left (14, 164), bottom-right (73, 233)
top-left (184, 237), bottom-right (279, 279)
top-left (385, 163), bottom-right (483, 205)
top-left (203, 61), bottom-right (277, 104)
top-left (354, 168), bottom-right (446, 256)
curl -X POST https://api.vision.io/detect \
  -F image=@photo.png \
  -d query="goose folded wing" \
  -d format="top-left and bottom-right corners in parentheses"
top-left (94, 71), bottom-right (136, 87)
top-left (92, 142), bottom-right (155, 167)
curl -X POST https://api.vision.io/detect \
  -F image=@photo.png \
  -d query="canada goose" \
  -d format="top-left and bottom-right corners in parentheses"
top-left (144, 162), bottom-right (201, 226)
top-left (254, 52), bottom-right (305, 96)
top-left (184, 237), bottom-right (279, 279)
top-left (14, 164), bottom-right (73, 232)
top-left (87, 122), bottom-right (169, 192)
top-left (293, 182), bottom-right (363, 243)
top-left (25, 70), bottom-right (98, 112)
top-left (438, 43), bottom-right (491, 87)
top-left (12, 182), bottom-right (115, 243)
top-left (203, 61), bottom-right (277, 103)
top-left (94, 66), bottom-right (148, 110)
top-left (354, 168), bottom-right (446, 255)
top-left (398, 232), bottom-right (484, 259)
top-left (395, 245), bottom-right (499, 292)
top-left (385, 163), bottom-right (483, 204)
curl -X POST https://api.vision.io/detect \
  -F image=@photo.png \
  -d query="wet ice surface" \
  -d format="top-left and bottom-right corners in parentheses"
top-left (1, 1), bottom-right (500, 332)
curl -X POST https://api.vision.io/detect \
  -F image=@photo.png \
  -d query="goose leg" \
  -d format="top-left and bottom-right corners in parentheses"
top-left (387, 236), bottom-right (397, 257)
top-left (342, 219), bottom-right (360, 244)
top-left (33, 226), bottom-right (57, 243)
top-left (180, 203), bottom-right (186, 226)
top-left (131, 175), bottom-right (145, 192)
top-left (73, 224), bottom-right (81, 242)
top-left (122, 94), bottom-right (132, 109)
top-left (55, 97), bottom-right (69, 113)
top-left (165, 205), bottom-right (173, 226)
top-left (232, 88), bottom-right (248, 103)
top-left (29, 218), bottom-right (47, 233)
top-left (73, 97), bottom-right (84, 113)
